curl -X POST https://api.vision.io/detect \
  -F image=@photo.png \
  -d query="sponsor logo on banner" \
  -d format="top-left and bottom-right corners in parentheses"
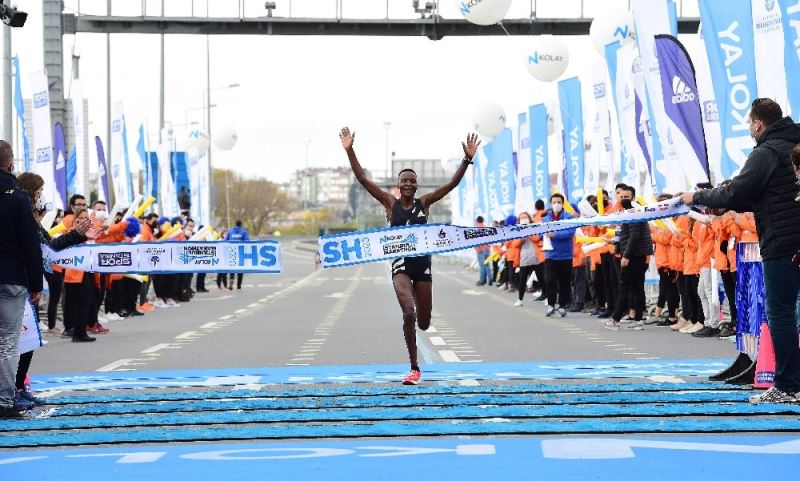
top-left (522, 175), bottom-right (532, 188)
top-left (112, 119), bottom-right (121, 133)
top-left (432, 229), bottom-right (453, 249)
top-left (464, 227), bottom-right (498, 240)
top-left (321, 237), bottom-right (371, 264)
top-left (593, 82), bottom-right (606, 99)
top-left (229, 245), bottom-right (279, 268)
top-left (145, 247), bottom-right (167, 267)
top-left (52, 256), bottom-right (85, 267)
top-left (33, 91), bottom-right (48, 108)
top-left (97, 252), bottom-right (133, 267)
top-left (671, 76), bottom-right (696, 104)
top-left (36, 148), bottom-right (50, 164)
top-left (380, 233), bottom-right (419, 255)
top-left (179, 245), bottom-right (219, 266)
top-left (703, 101), bottom-right (719, 122)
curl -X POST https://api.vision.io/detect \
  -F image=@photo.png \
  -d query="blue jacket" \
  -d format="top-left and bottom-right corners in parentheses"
top-left (541, 210), bottom-right (575, 261)
top-left (226, 226), bottom-right (250, 241)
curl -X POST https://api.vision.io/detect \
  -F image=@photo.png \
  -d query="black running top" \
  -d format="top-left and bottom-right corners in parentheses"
top-left (390, 198), bottom-right (427, 227)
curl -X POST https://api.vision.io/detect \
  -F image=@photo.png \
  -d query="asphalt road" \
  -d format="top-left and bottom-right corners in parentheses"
top-left (31, 239), bottom-right (737, 373)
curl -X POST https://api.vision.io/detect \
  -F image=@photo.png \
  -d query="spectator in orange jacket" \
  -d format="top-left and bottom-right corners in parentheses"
top-left (652, 194), bottom-right (680, 324)
top-left (693, 209), bottom-right (721, 337)
top-left (62, 207), bottom-right (98, 342)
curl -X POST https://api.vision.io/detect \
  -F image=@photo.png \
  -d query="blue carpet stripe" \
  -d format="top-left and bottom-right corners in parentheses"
top-left (3, 417), bottom-right (800, 448)
top-left (4, 401), bottom-right (800, 433)
top-left (45, 381), bottom-right (747, 405)
top-left (27, 390), bottom-right (754, 418)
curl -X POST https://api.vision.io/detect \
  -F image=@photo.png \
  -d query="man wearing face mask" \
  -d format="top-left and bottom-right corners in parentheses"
top-left (542, 193), bottom-right (576, 317)
top-left (601, 185), bottom-right (653, 331)
top-left (681, 98), bottom-right (800, 404)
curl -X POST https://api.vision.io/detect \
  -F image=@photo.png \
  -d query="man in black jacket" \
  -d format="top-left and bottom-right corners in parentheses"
top-left (0, 141), bottom-right (43, 419)
top-left (601, 185), bottom-right (653, 331)
top-left (682, 98), bottom-right (800, 404)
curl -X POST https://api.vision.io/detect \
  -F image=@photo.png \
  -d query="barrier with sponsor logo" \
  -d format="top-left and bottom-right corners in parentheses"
top-left (42, 240), bottom-right (281, 274)
top-left (319, 197), bottom-right (689, 269)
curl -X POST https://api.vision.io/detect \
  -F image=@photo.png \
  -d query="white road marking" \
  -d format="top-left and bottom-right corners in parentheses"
top-left (218, 315), bottom-right (234, 321)
top-left (140, 343), bottom-right (173, 354)
top-left (439, 350), bottom-right (461, 362)
top-left (458, 379), bottom-right (481, 387)
top-left (247, 303), bottom-right (260, 308)
top-left (426, 326), bottom-right (438, 333)
top-left (648, 375), bottom-right (684, 383)
top-left (200, 322), bottom-right (218, 329)
top-left (96, 359), bottom-right (138, 372)
top-left (175, 331), bottom-right (198, 340)
top-left (234, 308), bottom-right (248, 314)
top-left (429, 336), bottom-right (447, 346)
top-left (232, 384), bottom-right (264, 391)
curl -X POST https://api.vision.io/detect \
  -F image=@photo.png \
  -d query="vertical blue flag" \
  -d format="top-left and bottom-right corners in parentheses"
top-left (66, 147), bottom-right (77, 195)
top-left (148, 152), bottom-right (159, 198)
top-left (96, 136), bottom-right (110, 203)
top-left (11, 55), bottom-right (30, 170)
top-left (121, 115), bottom-right (134, 198)
top-left (483, 128), bottom-right (516, 219)
top-left (136, 124), bottom-right (147, 198)
top-left (698, 0), bottom-right (758, 179)
top-left (557, 76), bottom-right (585, 205)
top-left (529, 104), bottom-right (550, 203)
top-left (53, 123), bottom-right (68, 208)
top-left (779, 0), bottom-right (800, 116)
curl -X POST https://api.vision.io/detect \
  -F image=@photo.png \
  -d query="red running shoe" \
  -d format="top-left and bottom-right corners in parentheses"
top-left (402, 369), bottom-right (421, 385)
top-left (88, 323), bottom-right (110, 334)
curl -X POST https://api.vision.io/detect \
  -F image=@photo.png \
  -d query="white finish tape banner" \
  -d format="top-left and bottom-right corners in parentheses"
top-left (42, 240), bottom-right (281, 274)
top-left (319, 197), bottom-right (690, 269)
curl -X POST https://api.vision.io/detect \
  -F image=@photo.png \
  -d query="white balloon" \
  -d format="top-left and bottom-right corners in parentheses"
top-left (526, 35), bottom-right (570, 83)
top-left (458, 0), bottom-right (512, 26)
top-left (471, 101), bottom-right (506, 138)
top-left (214, 125), bottom-right (238, 151)
top-left (589, 10), bottom-right (635, 56)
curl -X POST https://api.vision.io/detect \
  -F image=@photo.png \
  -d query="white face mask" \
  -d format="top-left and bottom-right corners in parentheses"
top-left (94, 210), bottom-right (108, 221)
top-left (519, 218), bottom-right (530, 225)
top-left (34, 198), bottom-right (45, 211)
top-left (552, 203), bottom-right (563, 213)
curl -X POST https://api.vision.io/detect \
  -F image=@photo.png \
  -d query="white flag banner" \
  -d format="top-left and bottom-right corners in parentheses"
top-left (632, 0), bottom-right (687, 193)
top-left (111, 102), bottom-right (132, 205)
top-left (157, 140), bottom-right (179, 216)
top-left (752, 0), bottom-right (788, 111)
top-left (589, 63), bottom-right (611, 196)
top-left (19, 298), bottom-right (43, 354)
top-left (42, 240), bottom-right (282, 274)
top-left (71, 79), bottom-right (87, 196)
top-left (319, 197), bottom-right (690, 269)
top-left (515, 112), bottom-right (534, 215)
top-left (28, 70), bottom-right (56, 209)
top-left (615, 43), bottom-right (643, 189)
top-left (688, 33), bottom-right (723, 185)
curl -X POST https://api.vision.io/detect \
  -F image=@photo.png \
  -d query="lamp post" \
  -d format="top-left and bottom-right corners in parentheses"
top-left (383, 121), bottom-right (391, 180)
top-left (201, 82), bottom-right (239, 228)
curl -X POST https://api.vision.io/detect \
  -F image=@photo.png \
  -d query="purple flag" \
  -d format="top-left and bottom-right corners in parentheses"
top-left (654, 34), bottom-right (709, 181)
top-left (53, 123), bottom-right (68, 209)
top-left (96, 136), bottom-right (110, 203)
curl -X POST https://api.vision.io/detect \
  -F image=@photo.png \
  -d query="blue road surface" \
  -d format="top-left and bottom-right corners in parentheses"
top-left (29, 359), bottom-right (729, 391)
top-left (3, 437), bottom-right (799, 481)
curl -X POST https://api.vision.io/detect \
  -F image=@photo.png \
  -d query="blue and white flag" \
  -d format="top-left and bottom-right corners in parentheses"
top-left (147, 152), bottom-right (159, 198)
top-left (515, 112), bottom-right (534, 215)
top-left (111, 102), bottom-right (132, 205)
top-left (589, 63), bottom-right (612, 197)
top-left (699, 0), bottom-right (758, 179)
top-left (70, 79), bottom-right (87, 195)
top-left (606, 42), bottom-right (641, 189)
top-left (96, 136), bottom-right (110, 204)
top-left (137, 124), bottom-right (148, 199)
top-left (66, 147), bottom-right (77, 195)
top-left (655, 35), bottom-right (710, 182)
top-left (529, 104), bottom-right (550, 204)
top-left (558, 77), bottom-right (585, 205)
top-left (29, 71), bottom-right (55, 207)
top-left (52, 122), bottom-right (67, 210)
top-left (11, 55), bottom-right (30, 171)
top-left (779, 0), bottom-right (800, 114)
top-left (483, 128), bottom-right (516, 220)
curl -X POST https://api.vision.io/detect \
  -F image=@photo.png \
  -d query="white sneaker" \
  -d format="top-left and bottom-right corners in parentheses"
top-left (513, 300), bottom-right (523, 307)
top-left (532, 291), bottom-right (542, 298)
top-left (152, 299), bottom-right (168, 308)
top-left (626, 321), bottom-right (645, 330)
top-left (166, 299), bottom-right (180, 307)
top-left (545, 305), bottom-right (556, 317)
top-left (106, 313), bottom-right (124, 322)
top-left (687, 322), bottom-right (705, 334)
top-left (97, 312), bottom-right (109, 323)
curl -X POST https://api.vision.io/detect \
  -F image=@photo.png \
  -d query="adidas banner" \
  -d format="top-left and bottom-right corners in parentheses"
top-left (42, 240), bottom-right (282, 274)
top-left (654, 34), bottom-right (710, 181)
top-left (319, 197), bottom-right (690, 269)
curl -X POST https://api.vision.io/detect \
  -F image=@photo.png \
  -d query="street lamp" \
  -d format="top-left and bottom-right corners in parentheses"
top-left (201, 80), bottom-right (240, 228)
top-left (383, 121), bottom-right (391, 180)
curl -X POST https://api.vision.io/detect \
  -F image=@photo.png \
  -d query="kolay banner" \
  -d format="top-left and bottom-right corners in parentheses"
top-left (42, 240), bottom-right (282, 274)
top-left (319, 197), bottom-right (690, 269)
top-left (557, 76), bottom-right (585, 205)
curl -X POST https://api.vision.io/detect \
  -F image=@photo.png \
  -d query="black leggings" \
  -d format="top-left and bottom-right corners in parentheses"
top-left (16, 351), bottom-right (33, 390)
top-left (680, 274), bottom-right (704, 323)
top-left (657, 268), bottom-right (680, 317)
top-left (545, 259), bottom-right (572, 308)
top-left (43, 270), bottom-right (63, 329)
top-left (216, 273), bottom-right (228, 288)
top-left (517, 265), bottom-right (535, 301)
top-left (612, 256), bottom-right (648, 322)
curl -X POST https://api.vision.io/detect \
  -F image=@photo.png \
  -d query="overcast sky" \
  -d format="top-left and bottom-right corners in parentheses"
top-left (9, 0), bottom-right (701, 183)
